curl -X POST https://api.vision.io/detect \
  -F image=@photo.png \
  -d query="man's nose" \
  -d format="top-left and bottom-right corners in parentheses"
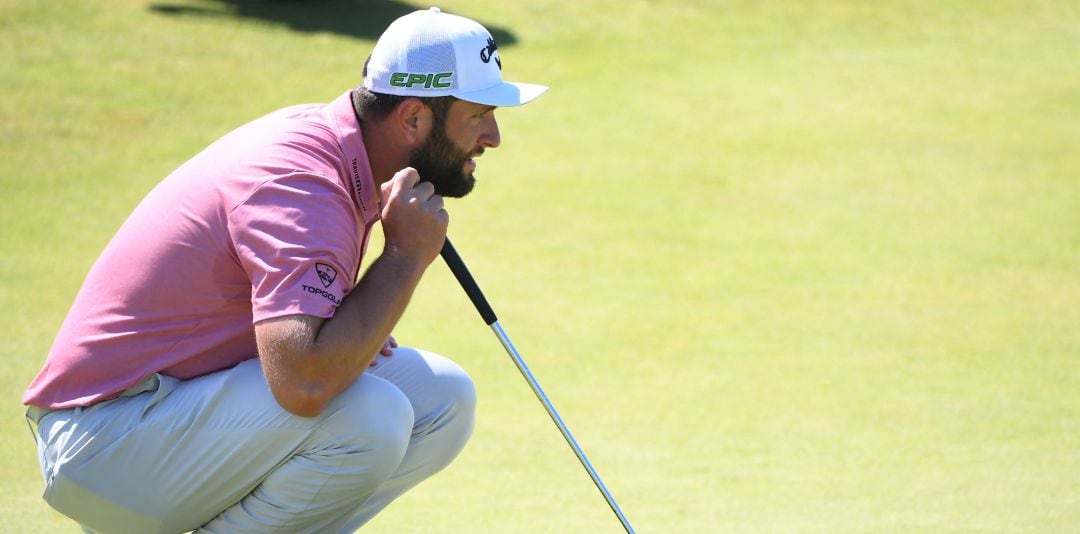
top-left (479, 114), bottom-right (501, 149)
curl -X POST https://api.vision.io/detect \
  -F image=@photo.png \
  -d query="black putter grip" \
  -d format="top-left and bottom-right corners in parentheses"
top-left (440, 238), bottom-right (498, 325)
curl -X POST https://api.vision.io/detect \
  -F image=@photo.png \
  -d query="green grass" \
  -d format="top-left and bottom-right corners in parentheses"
top-left (3, 0), bottom-right (1079, 531)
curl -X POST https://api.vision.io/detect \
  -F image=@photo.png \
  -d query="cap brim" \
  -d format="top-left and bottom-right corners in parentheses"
top-left (454, 81), bottom-right (548, 107)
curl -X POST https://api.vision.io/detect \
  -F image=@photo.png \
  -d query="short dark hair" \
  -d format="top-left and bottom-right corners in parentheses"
top-left (353, 55), bottom-right (457, 125)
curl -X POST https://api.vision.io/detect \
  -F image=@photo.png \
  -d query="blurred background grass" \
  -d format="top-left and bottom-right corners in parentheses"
top-left (2, 0), bottom-right (1078, 531)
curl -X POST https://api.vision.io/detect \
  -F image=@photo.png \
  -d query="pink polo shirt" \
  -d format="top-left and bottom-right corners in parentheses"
top-left (24, 91), bottom-right (382, 410)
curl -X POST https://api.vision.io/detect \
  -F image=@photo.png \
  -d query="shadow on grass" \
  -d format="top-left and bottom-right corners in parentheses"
top-left (149, 0), bottom-right (518, 46)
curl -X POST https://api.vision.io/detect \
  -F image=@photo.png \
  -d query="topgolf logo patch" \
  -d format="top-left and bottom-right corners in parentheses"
top-left (315, 263), bottom-right (337, 289)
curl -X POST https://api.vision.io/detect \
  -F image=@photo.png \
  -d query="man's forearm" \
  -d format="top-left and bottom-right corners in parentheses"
top-left (257, 249), bottom-right (430, 417)
top-left (316, 249), bottom-right (427, 369)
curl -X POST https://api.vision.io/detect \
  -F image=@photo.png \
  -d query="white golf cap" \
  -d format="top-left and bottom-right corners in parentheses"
top-left (362, 7), bottom-right (547, 107)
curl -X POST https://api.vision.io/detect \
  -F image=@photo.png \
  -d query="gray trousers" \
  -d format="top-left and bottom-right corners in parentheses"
top-left (29, 348), bottom-right (476, 533)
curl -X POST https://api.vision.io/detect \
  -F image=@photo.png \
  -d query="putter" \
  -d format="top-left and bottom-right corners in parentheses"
top-left (440, 237), bottom-right (635, 534)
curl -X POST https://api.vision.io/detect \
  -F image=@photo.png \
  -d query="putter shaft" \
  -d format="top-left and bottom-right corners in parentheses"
top-left (489, 320), bottom-right (636, 534)
top-left (440, 238), bottom-right (635, 534)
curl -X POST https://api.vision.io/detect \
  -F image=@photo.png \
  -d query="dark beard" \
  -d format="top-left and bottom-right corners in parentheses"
top-left (408, 122), bottom-right (476, 198)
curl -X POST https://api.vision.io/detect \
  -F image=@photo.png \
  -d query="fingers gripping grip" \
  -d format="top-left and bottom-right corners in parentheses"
top-left (440, 238), bottom-right (498, 325)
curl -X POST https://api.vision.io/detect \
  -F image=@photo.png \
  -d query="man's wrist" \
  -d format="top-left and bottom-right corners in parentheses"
top-left (376, 246), bottom-right (431, 282)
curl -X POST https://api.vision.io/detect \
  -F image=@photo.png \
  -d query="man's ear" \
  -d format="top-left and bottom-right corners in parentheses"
top-left (393, 98), bottom-right (431, 145)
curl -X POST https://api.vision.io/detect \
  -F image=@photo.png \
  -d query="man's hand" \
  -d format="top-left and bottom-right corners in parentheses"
top-left (380, 168), bottom-right (449, 269)
top-left (380, 335), bottom-right (398, 356)
top-left (370, 335), bottom-right (397, 367)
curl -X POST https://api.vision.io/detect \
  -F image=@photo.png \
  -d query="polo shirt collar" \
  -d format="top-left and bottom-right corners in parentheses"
top-left (329, 90), bottom-right (380, 225)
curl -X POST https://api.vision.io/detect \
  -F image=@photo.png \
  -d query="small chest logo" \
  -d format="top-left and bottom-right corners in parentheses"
top-left (480, 37), bottom-right (501, 70)
top-left (315, 263), bottom-right (337, 288)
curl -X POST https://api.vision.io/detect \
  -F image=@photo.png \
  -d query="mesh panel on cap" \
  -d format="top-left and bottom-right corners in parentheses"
top-left (407, 29), bottom-right (458, 91)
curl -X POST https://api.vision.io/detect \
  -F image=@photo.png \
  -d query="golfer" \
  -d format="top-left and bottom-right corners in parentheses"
top-left (22, 8), bottom-right (546, 533)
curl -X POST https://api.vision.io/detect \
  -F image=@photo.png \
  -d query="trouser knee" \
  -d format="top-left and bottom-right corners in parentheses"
top-left (415, 362), bottom-right (478, 469)
top-left (317, 375), bottom-right (415, 478)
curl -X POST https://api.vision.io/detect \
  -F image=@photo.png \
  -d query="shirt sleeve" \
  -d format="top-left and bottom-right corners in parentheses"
top-left (228, 173), bottom-right (360, 323)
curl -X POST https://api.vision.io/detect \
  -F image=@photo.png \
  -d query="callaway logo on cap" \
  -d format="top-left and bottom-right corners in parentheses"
top-left (363, 7), bottom-right (548, 107)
